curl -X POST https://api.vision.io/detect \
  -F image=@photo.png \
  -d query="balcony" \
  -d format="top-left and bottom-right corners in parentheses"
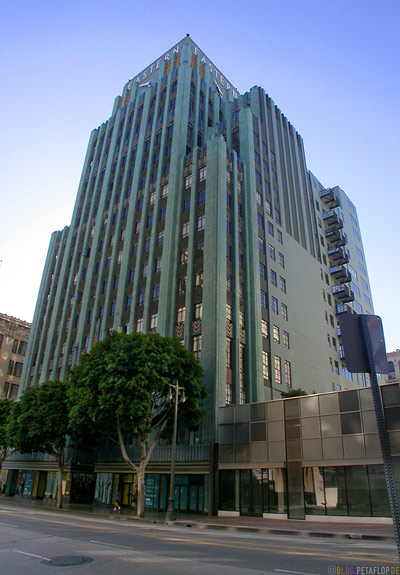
top-left (336, 303), bottom-right (352, 315)
top-left (328, 246), bottom-right (350, 265)
top-left (325, 229), bottom-right (347, 247)
top-left (322, 210), bottom-right (344, 230)
top-left (330, 265), bottom-right (352, 284)
top-left (332, 284), bottom-right (355, 303)
top-left (319, 187), bottom-right (340, 209)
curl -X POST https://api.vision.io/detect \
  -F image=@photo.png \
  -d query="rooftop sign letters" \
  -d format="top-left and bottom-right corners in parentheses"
top-left (126, 39), bottom-right (238, 99)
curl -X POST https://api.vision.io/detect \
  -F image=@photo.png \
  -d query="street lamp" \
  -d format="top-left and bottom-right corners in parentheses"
top-left (165, 380), bottom-right (186, 522)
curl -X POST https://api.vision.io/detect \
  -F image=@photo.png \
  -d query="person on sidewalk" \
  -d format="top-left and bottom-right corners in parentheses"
top-left (113, 489), bottom-right (121, 512)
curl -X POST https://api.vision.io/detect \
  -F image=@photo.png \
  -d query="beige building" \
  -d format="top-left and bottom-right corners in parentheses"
top-left (0, 313), bottom-right (31, 399)
top-left (386, 349), bottom-right (400, 384)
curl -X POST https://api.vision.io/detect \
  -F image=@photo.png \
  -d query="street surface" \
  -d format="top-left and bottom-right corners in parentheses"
top-left (0, 505), bottom-right (397, 574)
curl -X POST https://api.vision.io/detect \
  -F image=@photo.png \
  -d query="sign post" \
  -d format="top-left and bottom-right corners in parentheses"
top-left (339, 313), bottom-right (400, 558)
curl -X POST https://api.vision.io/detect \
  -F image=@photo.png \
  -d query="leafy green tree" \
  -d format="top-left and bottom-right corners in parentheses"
top-left (0, 399), bottom-right (14, 474)
top-left (10, 381), bottom-right (71, 508)
top-left (68, 331), bottom-right (206, 517)
top-left (280, 388), bottom-right (308, 398)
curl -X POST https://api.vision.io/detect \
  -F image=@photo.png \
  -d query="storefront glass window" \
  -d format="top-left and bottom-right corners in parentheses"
top-left (324, 466), bottom-right (347, 515)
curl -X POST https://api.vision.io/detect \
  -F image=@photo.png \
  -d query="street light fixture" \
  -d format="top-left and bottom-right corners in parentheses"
top-left (165, 380), bottom-right (186, 522)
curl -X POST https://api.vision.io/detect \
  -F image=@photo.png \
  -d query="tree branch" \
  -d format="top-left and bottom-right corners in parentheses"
top-left (116, 414), bottom-right (138, 473)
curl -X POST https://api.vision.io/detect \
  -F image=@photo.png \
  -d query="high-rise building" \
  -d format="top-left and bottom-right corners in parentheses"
top-left (20, 35), bottom-right (374, 446)
top-left (0, 313), bottom-right (31, 399)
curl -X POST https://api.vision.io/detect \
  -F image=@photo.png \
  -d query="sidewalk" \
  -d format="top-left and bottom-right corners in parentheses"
top-left (0, 497), bottom-right (395, 542)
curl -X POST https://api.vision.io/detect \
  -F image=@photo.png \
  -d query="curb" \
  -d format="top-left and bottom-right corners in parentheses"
top-left (172, 520), bottom-right (396, 541)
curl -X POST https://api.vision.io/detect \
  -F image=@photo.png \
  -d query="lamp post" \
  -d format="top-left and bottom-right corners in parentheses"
top-left (165, 380), bottom-right (185, 522)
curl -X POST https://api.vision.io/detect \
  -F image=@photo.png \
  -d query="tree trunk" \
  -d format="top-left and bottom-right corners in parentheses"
top-left (56, 450), bottom-right (64, 509)
top-left (136, 462), bottom-right (146, 518)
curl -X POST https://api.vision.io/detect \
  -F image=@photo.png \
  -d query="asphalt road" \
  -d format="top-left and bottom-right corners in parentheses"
top-left (0, 505), bottom-right (397, 575)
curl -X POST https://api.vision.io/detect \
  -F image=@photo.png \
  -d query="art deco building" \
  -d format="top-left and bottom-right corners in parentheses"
top-left (386, 350), bottom-right (400, 384)
top-left (20, 34), bottom-right (374, 446)
top-left (0, 313), bottom-right (31, 399)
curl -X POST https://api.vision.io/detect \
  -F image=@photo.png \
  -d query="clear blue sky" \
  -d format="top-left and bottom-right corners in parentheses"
top-left (1, 0), bottom-right (399, 351)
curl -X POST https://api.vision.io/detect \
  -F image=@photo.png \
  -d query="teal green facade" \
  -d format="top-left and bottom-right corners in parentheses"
top-left (20, 35), bottom-right (375, 450)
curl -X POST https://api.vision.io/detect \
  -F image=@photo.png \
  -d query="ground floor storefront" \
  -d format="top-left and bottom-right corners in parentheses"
top-left (218, 464), bottom-right (391, 518)
top-left (94, 471), bottom-right (208, 513)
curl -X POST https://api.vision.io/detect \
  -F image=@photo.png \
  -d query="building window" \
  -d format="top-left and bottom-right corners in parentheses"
top-left (273, 325), bottom-right (280, 343)
top-left (280, 277), bottom-right (286, 293)
top-left (195, 272), bottom-right (203, 287)
top-left (199, 167), bottom-right (206, 180)
top-left (270, 270), bottom-right (277, 286)
top-left (198, 190), bottom-right (206, 205)
top-left (269, 244), bottom-right (275, 260)
top-left (194, 302), bottom-right (203, 320)
top-left (129, 268), bottom-right (135, 283)
top-left (182, 222), bottom-right (190, 237)
top-left (7, 361), bottom-right (14, 375)
top-left (135, 221), bottom-right (141, 233)
top-left (150, 313), bottom-right (158, 332)
top-left (265, 199), bottom-right (272, 215)
top-left (261, 319), bottom-right (268, 338)
top-left (259, 263), bottom-right (266, 280)
top-left (262, 351), bottom-right (269, 379)
top-left (149, 191), bottom-right (156, 204)
top-left (185, 175), bottom-right (192, 188)
top-left (278, 252), bottom-right (285, 267)
top-left (256, 191), bottom-right (262, 206)
top-left (272, 296), bottom-right (278, 314)
top-left (142, 262), bottom-right (148, 277)
top-left (193, 335), bottom-right (202, 359)
top-left (180, 249), bottom-right (188, 264)
top-left (153, 284), bottom-right (160, 300)
top-left (226, 337), bottom-right (231, 368)
top-left (158, 230), bottom-right (164, 245)
top-left (277, 229), bottom-right (283, 244)
top-left (136, 318), bottom-right (143, 332)
top-left (257, 213), bottom-right (263, 228)
top-left (155, 256), bottom-right (162, 272)
top-left (183, 197), bottom-right (191, 212)
top-left (258, 237), bottom-right (264, 252)
top-left (177, 307), bottom-right (185, 323)
top-left (197, 215), bottom-right (205, 231)
top-left (160, 207), bottom-right (167, 221)
top-left (283, 330), bottom-right (289, 348)
top-left (281, 303), bottom-right (288, 320)
top-left (126, 294), bottom-right (132, 309)
top-left (284, 360), bottom-right (292, 387)
top-left (162, 184), bottom-right (168, 197)
top-left (274, 355), bottom-right (282, 385)
top-left (260, 290), bottom-right (267, 308)
top-left (110, 301), bottom-right (116, 316)
top-left (268, 221), bottom-right (274, 236)
top-left (139, 290), bottom-right (145, 305)
top-left (178, 277), bottom-right (186, 294)
top-left (13, 362), bottom-right (23, 378)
